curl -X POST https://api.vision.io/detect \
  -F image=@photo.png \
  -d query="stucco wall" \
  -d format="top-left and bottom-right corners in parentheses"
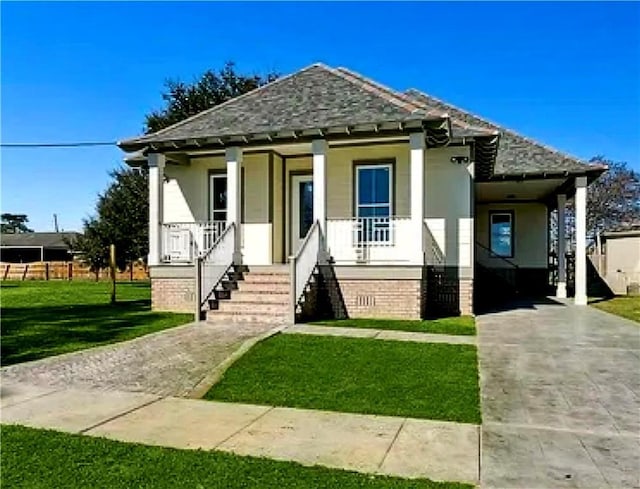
top-left (476, 202), bottom-right (548, 268)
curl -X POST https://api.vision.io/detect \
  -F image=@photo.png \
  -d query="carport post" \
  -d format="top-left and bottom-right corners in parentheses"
top-left (574, 177), bottom-right (588, 305)
top-left (556, 194), bottom-right (567, 298)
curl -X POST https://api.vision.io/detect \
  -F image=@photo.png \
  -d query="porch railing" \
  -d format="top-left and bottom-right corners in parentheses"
top-left (290, 220), bottom-right (326, 321)
top-left (326, 217), bottom-right (412, 263)
top-left (162, 221), bottom-right (226, 263)
top-left (196, 223), bottom-right (236, 317)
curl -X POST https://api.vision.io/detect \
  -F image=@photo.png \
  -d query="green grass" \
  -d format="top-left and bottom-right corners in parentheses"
top-left (310, 317), bottom-right (476, 336)
top-left (1, 281), bottom-right (192, 365)
top-left (206, 334), bottom-right (480, 424)
top-left (1, 425), bottom-right (470, 489)
top-left (591, 296), bottom-right (640, 323)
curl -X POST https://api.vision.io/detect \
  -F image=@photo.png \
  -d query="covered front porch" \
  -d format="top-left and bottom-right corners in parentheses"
top-left (148, 133), bottom-right (447, 269)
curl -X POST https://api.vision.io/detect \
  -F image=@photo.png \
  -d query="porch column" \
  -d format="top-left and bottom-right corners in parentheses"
top-left (556, 193), bottom-right (567, 298)
top-left (148, 153), bottom-right (165, 266)
top-left (410, 132), bottom-right (426, 264)
top-left (312, 139), bottom-right (327, 233)
top-left (226, 146), bottom-right (243, 264)
top-left (574, 176), bottom-right (588, 305)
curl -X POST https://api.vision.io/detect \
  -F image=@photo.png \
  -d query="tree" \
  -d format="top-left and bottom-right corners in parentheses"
top-left (552, 157), bottom-right (640, 250)
top-left (582, 156), bottom-right (640, 238)
top-left (1, 213), bottom-right (33, 233)
top-left (145, 61), bottom-right (279, 133)
top-left (69, 168), bottom-right (148, 283)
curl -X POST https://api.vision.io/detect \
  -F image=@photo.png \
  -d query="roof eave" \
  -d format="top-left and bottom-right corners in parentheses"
top-left (118, 116), bottom-right (449, 154)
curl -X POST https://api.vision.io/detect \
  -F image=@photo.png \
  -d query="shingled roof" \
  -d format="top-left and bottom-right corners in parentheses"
top-left (0, 232), bottom-right (81, 249)
top-left (119, 64), bottom-right (449, 151)
top-left (119, 63), bottom-right (603, 181)
top-left (404, 89), bottom-right (605, 178)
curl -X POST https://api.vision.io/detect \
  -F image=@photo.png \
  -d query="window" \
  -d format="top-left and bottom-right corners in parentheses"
top-left (356, 164), bottom-right (392, 242)
top-left (299, 180), bottom-right (314, 238)
top-left (490, 212), bottom-right (514, 257)
top-left (210, 174), bottom-right (227, 222)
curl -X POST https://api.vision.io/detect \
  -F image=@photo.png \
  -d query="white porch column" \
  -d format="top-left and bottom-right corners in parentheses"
top-left (226, 146), bottom-right (243, 264)
top-left (410, 132), bottom-right (426, 264)
top-left (148, 153), bottom-right (165, 266)
top-left (312, 139), bottom-right (327, 233)
top-left (556, 193), bottom-right (567, 298)
top-left (574, 176), bottom-right (588, 305)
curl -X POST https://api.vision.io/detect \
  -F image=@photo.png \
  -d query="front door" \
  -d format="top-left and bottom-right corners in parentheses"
top-left (291, 175), bottom-right (313, 254)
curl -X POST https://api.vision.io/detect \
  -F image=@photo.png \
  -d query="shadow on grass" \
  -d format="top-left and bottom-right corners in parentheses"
top-left (1, 299), bottom-right (191, 366)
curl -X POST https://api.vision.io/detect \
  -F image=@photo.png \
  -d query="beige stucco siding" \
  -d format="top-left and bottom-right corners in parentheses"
top-left (476, 202), bottom-right (548, 268)
top-left (325, 143), bottom-right (410, 219)
top-left (424, 146), bottom-right (473, 270)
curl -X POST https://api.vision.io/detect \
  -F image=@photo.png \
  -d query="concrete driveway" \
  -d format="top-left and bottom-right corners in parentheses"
top-left (478, 298), bottom-right (640, 489)
top-left (1, 321), bottom-right (277, 397)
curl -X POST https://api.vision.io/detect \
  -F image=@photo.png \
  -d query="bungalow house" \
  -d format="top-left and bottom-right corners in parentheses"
top-left (118, 64), bottom-right (605, 323)
top-left (0, 232), bottom-right (80, 263)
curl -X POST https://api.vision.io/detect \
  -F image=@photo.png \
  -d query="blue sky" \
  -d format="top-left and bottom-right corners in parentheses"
top-left (2, 1), bottom-right (639, 232)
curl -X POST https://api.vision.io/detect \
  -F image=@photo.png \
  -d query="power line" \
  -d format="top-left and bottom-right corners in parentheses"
top-left (1, 141), bottom-right (118, 148)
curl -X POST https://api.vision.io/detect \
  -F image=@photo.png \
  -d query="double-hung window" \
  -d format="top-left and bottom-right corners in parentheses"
top-left (355, 163), bottom-right (392, 243)
top-left (489, 211), bottom-right (514, 257)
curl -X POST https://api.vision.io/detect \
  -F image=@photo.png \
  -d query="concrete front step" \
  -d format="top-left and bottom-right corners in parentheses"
top-left (206, 310), bottom-right (288, 324)
top-left (230, 291), bottom-right (290, 304)
top-left (236, 282), bottom-right (290, 293)
top-left (217, 301), bottom-right (288, 314)
top-left (242, 274), bottom-right (290, 284)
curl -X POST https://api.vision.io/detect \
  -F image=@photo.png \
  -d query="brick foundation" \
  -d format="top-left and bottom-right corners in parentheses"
top-left (151, 276), bottom-right (195, 313)
top-left (459, 278), bottom-right (473, 316)
top-left (338, 278), bottom-right (422, 319)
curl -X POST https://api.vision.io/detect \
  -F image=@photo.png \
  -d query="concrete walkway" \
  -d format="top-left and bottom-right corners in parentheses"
top-left (478, 299), bottom-right (640, 489)
top-left (1, 321), bottom-right (278, 397)
top-left (1, 379), bottom-right (479, 485)
top-left (285, 324), bottom-right (476, 345)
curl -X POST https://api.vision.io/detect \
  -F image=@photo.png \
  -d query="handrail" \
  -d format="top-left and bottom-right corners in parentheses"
top-left (423, 222), bottom-right (444, 266)
top-left (289, 220), bottom-right (325, 322)
top-left (195, 223), bottom-right (236, 318)
top-left (474, 240), bottom-right (519, 269)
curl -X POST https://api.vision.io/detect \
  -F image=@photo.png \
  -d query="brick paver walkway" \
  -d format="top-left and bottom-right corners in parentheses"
top-left (1, 321), bottom-right (277, 397)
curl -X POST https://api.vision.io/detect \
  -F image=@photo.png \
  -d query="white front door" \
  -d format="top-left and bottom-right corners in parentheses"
top-left (291, 174), bottom-right (313, 255)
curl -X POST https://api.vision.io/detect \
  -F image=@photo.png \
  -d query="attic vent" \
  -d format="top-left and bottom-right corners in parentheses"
top-left (356, 295), bottom-right (375, 307)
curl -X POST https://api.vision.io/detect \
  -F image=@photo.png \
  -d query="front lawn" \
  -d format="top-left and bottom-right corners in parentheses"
top-left (206, 334), bottom-right (480, 424)
top-left (1, 281), bottom-right (192, 365)
top-left (591, 296), bottom-right (640, 323)
top-left (310, 317), bottom-right (475, 336)
top-left (1, 425), bottom-right (470, 489)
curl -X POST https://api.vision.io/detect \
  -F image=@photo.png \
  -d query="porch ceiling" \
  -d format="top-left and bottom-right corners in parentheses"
top-left (475, 178), bottom-right (566, 203)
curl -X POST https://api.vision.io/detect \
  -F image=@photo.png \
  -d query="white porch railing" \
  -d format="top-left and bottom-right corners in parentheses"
top-left (325, 217), bottom-right (413, 264)
top-left (162, 221), bottom-right (226, 263)
top-left (196, 223), bottom-right (236, 317)
top-left (290, 220), bottom-right (326, 321)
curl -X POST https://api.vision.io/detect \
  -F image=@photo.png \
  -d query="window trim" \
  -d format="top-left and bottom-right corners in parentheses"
top-left (353, 160), bottom-right (395, 218)
top-left (489, 210), bottom-right (515, 258)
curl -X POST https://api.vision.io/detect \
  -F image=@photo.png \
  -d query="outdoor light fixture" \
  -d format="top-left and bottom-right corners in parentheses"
top-left (450, 156), bottom-right (470, 164)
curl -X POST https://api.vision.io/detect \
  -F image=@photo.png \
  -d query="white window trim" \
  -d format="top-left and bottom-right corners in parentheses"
top-left (355, 163), bottom-right (393, 218)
